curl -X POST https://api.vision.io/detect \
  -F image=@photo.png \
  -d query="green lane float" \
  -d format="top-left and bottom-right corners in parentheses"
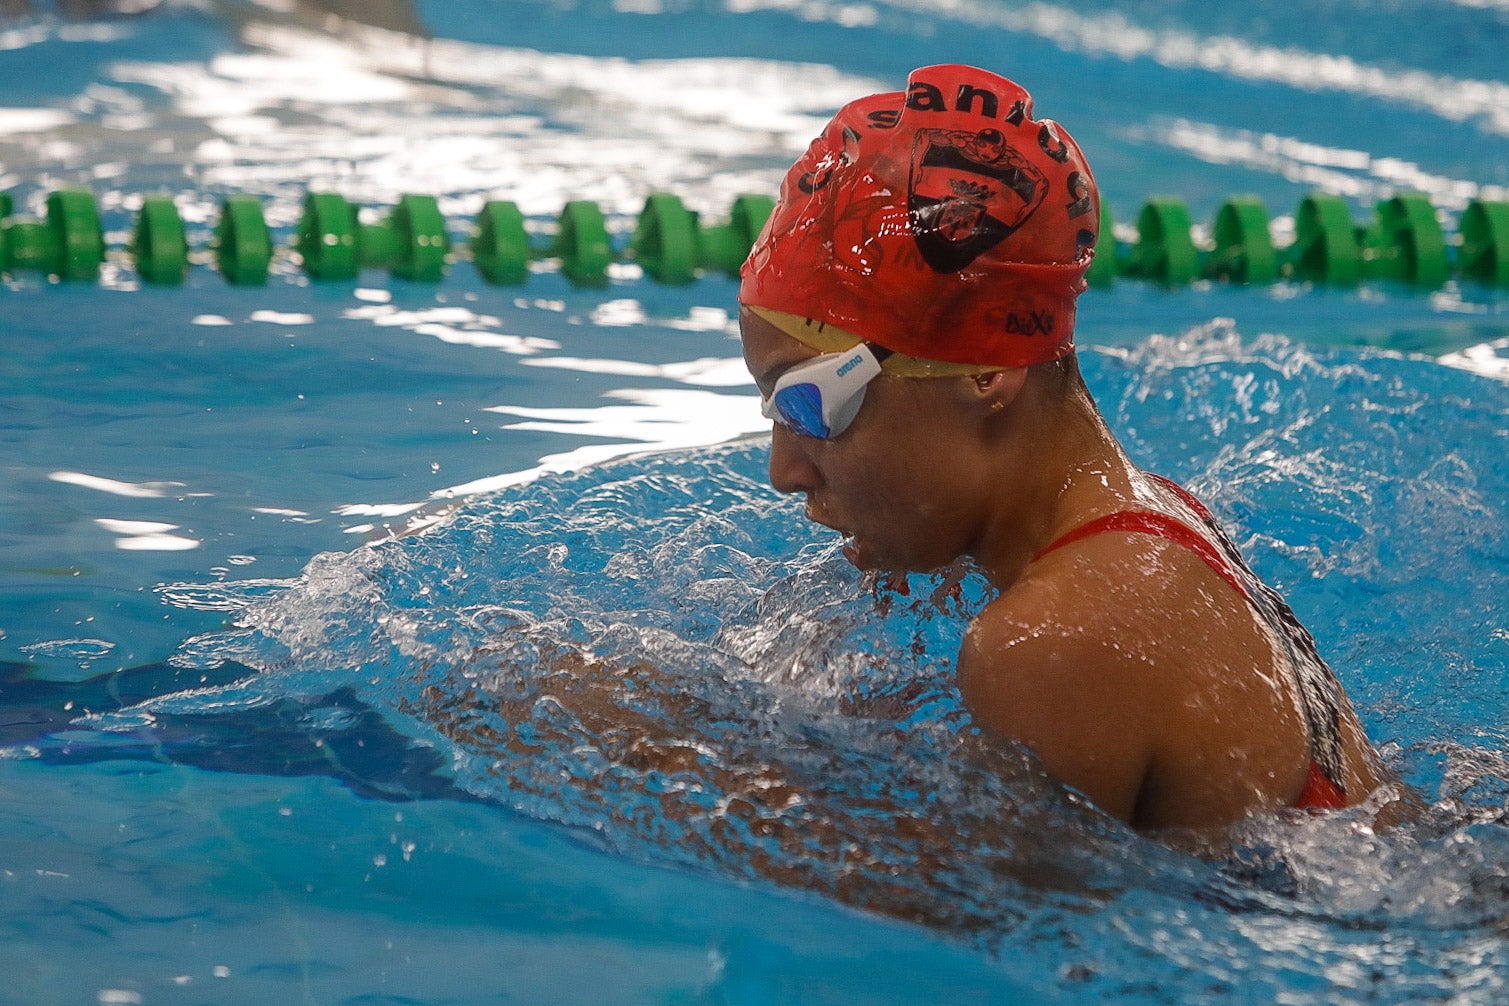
top-left (294, 192), bottom-right (360, 281)
top-left (216, 195), bottom-right (273, 286)
top-left (553, 199), bottom-right (614, 287)
top-left (50, 190), bottom-right (106, 282)
top-left (1364, 193), bottom-right (1449, 287)
top-left (391, 194), bottom-right (451, 282)
top-left (1291, 193), bottom-right (1361, 286)
top-left (132, 196), bottom-right (188, 285)
top-left (1206, 197), bottom-right (1278, 285)
top-left (627, 192), bottom-right (776, 282)
top-left (0, 193), bottom-right (10, 268)
top-left (3, 185), bottom-right (1507, 294)
top-left (1121, 197), bottom-right (1199, 287)
top-left (0, 188), bottom-right (105, 281)
top-left (471, 199), bottom-right (530, 285)
top-left (292, 191), bottom-right (451, 281)
top-left (630, 193), bottom-right (699, 285)
top-left (1460, 199), bottom-right (1509, 287)
top-left (700, 194), bottom-right (775, 278)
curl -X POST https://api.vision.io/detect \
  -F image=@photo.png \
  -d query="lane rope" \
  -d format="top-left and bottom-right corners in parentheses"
top-left (2, 188), bottom-right (1505, 291)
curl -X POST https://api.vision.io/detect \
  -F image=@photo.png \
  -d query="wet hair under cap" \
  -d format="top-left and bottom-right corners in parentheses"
top-left (739, 64), bottom-right (1099, 369)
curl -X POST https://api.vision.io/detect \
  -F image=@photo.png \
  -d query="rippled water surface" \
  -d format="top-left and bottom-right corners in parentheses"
top-left (3, 1), bottom-right (1509, 1003)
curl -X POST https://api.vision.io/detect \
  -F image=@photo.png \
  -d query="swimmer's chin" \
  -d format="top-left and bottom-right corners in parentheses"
top-left (841, 535), bottom-right (863, 567)
top-left (838, 533), bottom-right (904, 574)
top-left (838, 532), bottom-right (956, 579)
top-left (820, 527), bottom-right (869, 569)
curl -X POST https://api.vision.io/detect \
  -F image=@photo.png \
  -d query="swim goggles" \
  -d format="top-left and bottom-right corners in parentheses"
top-left (760, 341), bottom-right (894, 439)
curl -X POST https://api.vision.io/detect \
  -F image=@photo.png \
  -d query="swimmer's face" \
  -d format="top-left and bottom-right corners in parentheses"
top-left (740, 308), bottom-right (994, 573)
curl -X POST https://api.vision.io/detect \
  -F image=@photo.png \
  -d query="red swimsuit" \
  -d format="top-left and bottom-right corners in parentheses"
top-left (1031, 477), bottom-right (1349, 812)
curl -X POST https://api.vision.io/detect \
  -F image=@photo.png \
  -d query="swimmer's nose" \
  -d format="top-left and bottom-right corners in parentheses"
top-left (768, 423), bottom-right (821, 495)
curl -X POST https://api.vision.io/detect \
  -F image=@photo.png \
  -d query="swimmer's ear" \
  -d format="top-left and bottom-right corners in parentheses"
top-left (969, 368), bottom-right (1028, 416)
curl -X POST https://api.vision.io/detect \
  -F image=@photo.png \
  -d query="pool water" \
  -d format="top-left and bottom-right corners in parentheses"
top-left (4, 0), bottom-right (1509, 1003)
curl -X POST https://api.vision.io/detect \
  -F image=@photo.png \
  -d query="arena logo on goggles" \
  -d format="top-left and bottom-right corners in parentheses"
top-left (835, 351), bottom-right (868, 377)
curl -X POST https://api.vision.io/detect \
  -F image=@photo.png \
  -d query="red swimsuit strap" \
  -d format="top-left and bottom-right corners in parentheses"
top-left (1030, 479), bottom-right (1350, 811)
top-left (1031, 508), bottom-right (1254, 604)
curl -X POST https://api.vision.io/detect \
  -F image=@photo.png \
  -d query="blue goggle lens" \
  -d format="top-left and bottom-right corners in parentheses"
top-left (771, 383), bottom-right (830, 438)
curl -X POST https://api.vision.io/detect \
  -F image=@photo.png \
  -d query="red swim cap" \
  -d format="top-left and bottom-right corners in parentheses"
top-left (739, 64), bottom-right (1098, 368)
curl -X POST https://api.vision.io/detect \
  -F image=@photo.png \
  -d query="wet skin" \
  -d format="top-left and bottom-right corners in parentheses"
top-left (740, 308), bottom-right (1385, 831)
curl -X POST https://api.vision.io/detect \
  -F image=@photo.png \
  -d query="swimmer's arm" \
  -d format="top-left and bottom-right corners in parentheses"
top-left (426, 648), bottom-right (1078, 920)
top-left (956, 590), bottom-right (1162, 824)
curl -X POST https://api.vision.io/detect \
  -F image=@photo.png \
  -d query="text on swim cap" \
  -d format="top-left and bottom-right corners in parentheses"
top-left (866, 82), bottom-right (1031, 129)
top-left (1037, 122), bottom-right (1070, 164)
top-left (1000, 310), bottom-right (1054, 338)
top-left (911, 81), bottom-right (1014, 118)
top-left (1066, 172), bottom-right (1093, 219)
top-left (864, 82), bottom-right (1080, 175)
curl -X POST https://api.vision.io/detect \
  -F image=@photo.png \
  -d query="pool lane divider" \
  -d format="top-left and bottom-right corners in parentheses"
top-left (2, 188), bottom-right (1508, 292)
top-left (1095, 192), bottom-right (1507, 289)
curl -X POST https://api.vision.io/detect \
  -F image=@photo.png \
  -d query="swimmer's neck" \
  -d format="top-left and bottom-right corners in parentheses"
top-left (969, 382), bottom-right (1140, 592)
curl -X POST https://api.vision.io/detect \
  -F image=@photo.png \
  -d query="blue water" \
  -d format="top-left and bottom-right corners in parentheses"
top-left (4, 1), bottom-right (1509, 1003)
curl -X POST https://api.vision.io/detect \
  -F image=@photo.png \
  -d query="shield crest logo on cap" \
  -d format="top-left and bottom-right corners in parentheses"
top-left (908, 127), bottom-right (1047, 273)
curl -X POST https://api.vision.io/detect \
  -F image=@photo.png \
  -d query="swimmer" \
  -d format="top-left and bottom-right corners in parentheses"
top-left (738, 64), bottom-right (1386, 831)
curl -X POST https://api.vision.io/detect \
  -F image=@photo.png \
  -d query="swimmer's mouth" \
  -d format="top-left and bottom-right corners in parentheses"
top-left (804, 504), bottom-right (859, 560)
top-left (804, 503), bottom-right (845, 536)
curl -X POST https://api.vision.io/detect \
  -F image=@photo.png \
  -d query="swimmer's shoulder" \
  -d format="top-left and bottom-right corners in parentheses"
top-left (957, 535), bottom-right (1188, 821)
top-left (960, 525), bottom-right (1208, 692)
top-left (959, 527), bottom-right (1314, 826)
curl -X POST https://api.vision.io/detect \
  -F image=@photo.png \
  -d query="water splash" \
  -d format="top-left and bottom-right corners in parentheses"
top-left (29, 324), bottom-right (1509, 999)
